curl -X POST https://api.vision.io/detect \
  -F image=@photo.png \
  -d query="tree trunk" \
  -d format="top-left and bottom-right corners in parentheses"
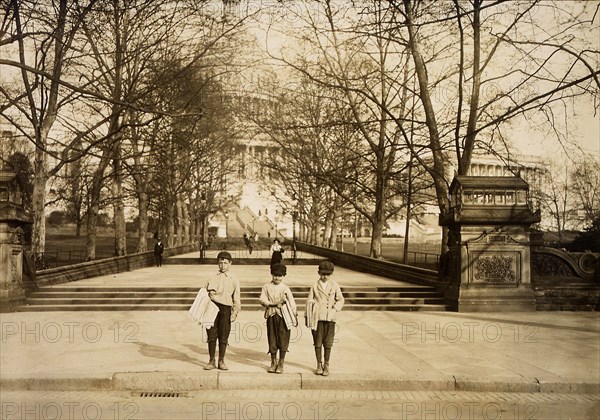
top-left (323, 209), bottom-right (333, 248)
top-left (353, 210), bottom-right (358, 254)
top-left (182, 200), bottom-right (190, 245)
top-left (403, 162), bottom-right (413, 264)
top-left (86, 153), bottom-right (110, 260)
top-left (167, 201), bottom-right (176, 247)
top-left (86, 202), bottom-right (99, 261)
top-left (404, 0), bottom-right (450, 252)
top-left (136, 190), bottom-right (149, 253)
top-left (370, 219), bottom-right (384, 259)
top-left (370, 163), bottom-right (386, 258)
top-left (31, 148), bottom-right (47, 257)
top-left (113, 150), bottom-right (126, 256)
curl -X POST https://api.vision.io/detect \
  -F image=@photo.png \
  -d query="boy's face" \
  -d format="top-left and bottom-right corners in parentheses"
top-left (271, 275), bottom-right (284, 285)
top-left (318, 272), bottom-right (331, 282)
top-left (218, 258), bottom-right (231, 273)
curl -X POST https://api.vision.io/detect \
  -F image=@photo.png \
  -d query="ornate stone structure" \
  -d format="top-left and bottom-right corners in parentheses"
top-left (0, 167), bottom-right (34, 312)
top-left (439, 176), bottom-right (541, 311)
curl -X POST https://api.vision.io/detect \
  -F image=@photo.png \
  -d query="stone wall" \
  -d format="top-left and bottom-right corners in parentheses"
top-left (35, 244), bottom-right (199, 287)
top-left (531, 248), bottom-right (599, 311)
top-left (295, 242), bottom-right (438, 286)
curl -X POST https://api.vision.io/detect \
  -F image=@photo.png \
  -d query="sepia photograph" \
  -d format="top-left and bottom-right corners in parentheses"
top-left (1, 1), bottom-right (599, 419)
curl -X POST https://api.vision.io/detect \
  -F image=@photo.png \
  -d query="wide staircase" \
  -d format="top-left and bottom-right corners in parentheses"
top-left (15, 285), bottom-right (446, 312)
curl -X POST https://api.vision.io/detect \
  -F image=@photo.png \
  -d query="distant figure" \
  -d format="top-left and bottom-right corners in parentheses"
top-left (254, 232), bottom-right (259, 242)
top-left (248, 234), bottom-right (254, 255)
top-left (243, 233), bottom-right (249, 247)
top-left (270, 238), bottom-right (284, 266)
top-left (154, 237), bottom-right (164, 267)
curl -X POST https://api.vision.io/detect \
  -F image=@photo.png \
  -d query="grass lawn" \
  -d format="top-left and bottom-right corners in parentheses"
top-left (42, 227), bottom-right (149, 267)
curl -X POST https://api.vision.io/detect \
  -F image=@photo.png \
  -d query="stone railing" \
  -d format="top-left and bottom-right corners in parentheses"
top-left (531, 247), bottom-right (599, 282)
top-left (531, 247), bottom-right (599, 311)
top-left (35, 243), bottom-right (199, 287)
top-left (295, 242), bottom-right (438, 286)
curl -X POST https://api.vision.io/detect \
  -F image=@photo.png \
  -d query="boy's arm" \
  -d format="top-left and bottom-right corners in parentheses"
top-left (231, 278), bottom-right (241, 320)
top-left (259, 284), bottom-right (272, 307)
top-left (333, 283), bottom-right (345, 312)
top-left (285, 286), bottom-right (297, 313)
top-left (205, 278), bottom-right (215, 299)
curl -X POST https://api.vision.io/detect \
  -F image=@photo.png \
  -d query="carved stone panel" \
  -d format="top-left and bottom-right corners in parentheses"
top-left (472, 252), bottom-right (519, 284)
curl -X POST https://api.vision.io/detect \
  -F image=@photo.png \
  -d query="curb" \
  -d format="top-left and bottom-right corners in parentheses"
top-left (2, 372), bottom-right (599, 394)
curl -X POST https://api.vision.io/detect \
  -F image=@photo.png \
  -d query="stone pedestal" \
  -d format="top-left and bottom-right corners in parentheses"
top-left (454, 226), bottom-right (535, 311)
top-left (439, 176), bottom-right (541, 312)
top-left (0, 168), bottom-right (33, 312)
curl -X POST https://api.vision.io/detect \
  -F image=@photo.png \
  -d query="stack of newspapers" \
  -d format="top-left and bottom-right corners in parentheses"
top-left (304, 300), bottom-right (317, 329)
top-left (281, 297), bottom-right (298, 330)
top-left (188, 288), bottom-right (219, 328)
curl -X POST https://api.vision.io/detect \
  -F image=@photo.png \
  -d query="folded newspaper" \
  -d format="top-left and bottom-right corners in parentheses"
top-left (304, 300), bottom-right (317, 330)
top-left (188, 288), bottom-right (219, 329)
top-left (281, 297), bottom-right (298, 330)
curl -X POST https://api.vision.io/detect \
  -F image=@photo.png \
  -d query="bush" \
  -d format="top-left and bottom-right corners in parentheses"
top-left (47, 210), bottom-right (65, 226)
top-left (570, 217), bottom-right (600, 252)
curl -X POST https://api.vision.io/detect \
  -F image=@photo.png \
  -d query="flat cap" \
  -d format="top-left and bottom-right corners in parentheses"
top-left (318, 260), bottom-right (335, 274)
top-left (217, 251), bottom-right (232, 261)
top-left (270, 263), bottom-right (287, 276)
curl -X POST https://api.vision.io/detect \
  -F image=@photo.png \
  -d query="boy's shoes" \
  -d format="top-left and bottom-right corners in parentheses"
top-left (322, 363), bottom-right (330, 376)
top-left (275, 360), bottom-right (284, 374)
top-left (218, 360), bottom-right (228, 370)
top-left (316, 362), bottom-right (323, 375)
top-left (204, 359), bottom-right (216, 370)
top-left (268, 358), bottom-right (278, 373)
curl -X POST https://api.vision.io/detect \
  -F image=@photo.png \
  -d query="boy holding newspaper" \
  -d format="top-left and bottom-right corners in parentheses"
top-left (259, 263), bottom-right (297, 374)
top-left (305, 260), bottom-right (345, 376)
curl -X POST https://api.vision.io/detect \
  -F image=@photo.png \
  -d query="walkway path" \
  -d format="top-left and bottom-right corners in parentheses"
top-left (1, 250), bottom-right (598, 396)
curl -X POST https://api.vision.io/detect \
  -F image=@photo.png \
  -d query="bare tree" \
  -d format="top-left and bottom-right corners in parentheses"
top-left (396, 0), bottom-right (600, 250)
top-left (263, 1), bottom-right (420, 257)
top-left (1, 0), bottom-right (98, 258)
top-left (538, 163), bottom-right (574, 245)
top-left (570, 156), bottom-right (600, 227)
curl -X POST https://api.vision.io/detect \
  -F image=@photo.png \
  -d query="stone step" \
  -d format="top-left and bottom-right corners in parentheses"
top-left (23, 296), bottom-right (445, 306)
top-left (18, 286), bottom-right (447, 312)
top-left (15, 303), bottom-right (448, 312)
top-left (29, 291), bottom-right (440, 299)
top-left (32, 285), bottom-right (437, 292)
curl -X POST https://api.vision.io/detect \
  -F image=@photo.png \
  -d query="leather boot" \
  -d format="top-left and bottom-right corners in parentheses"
top-left (316, 362), bottom-right (323, 375)
top-left (275, 359), bottom-right (284, 374)
top-left (204, 359), bottom-right (216, 370)
top-left (322, 362), bottom-right (330, 376)
top-left (218, 359), bottom-right (228, 370)
top-left (268, 355), bottom-right (277, 373)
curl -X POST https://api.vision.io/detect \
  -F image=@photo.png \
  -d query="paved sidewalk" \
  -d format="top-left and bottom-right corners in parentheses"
top-left (1, 252), bottom-right (599, 394)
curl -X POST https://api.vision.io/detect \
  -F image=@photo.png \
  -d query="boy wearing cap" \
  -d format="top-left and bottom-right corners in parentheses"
top-left (203, 251), bottom-right (241, 371)
top-left (259, 263), bottom-right (297, 374)
top-left (306, 260), bottom-right (344, 376)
